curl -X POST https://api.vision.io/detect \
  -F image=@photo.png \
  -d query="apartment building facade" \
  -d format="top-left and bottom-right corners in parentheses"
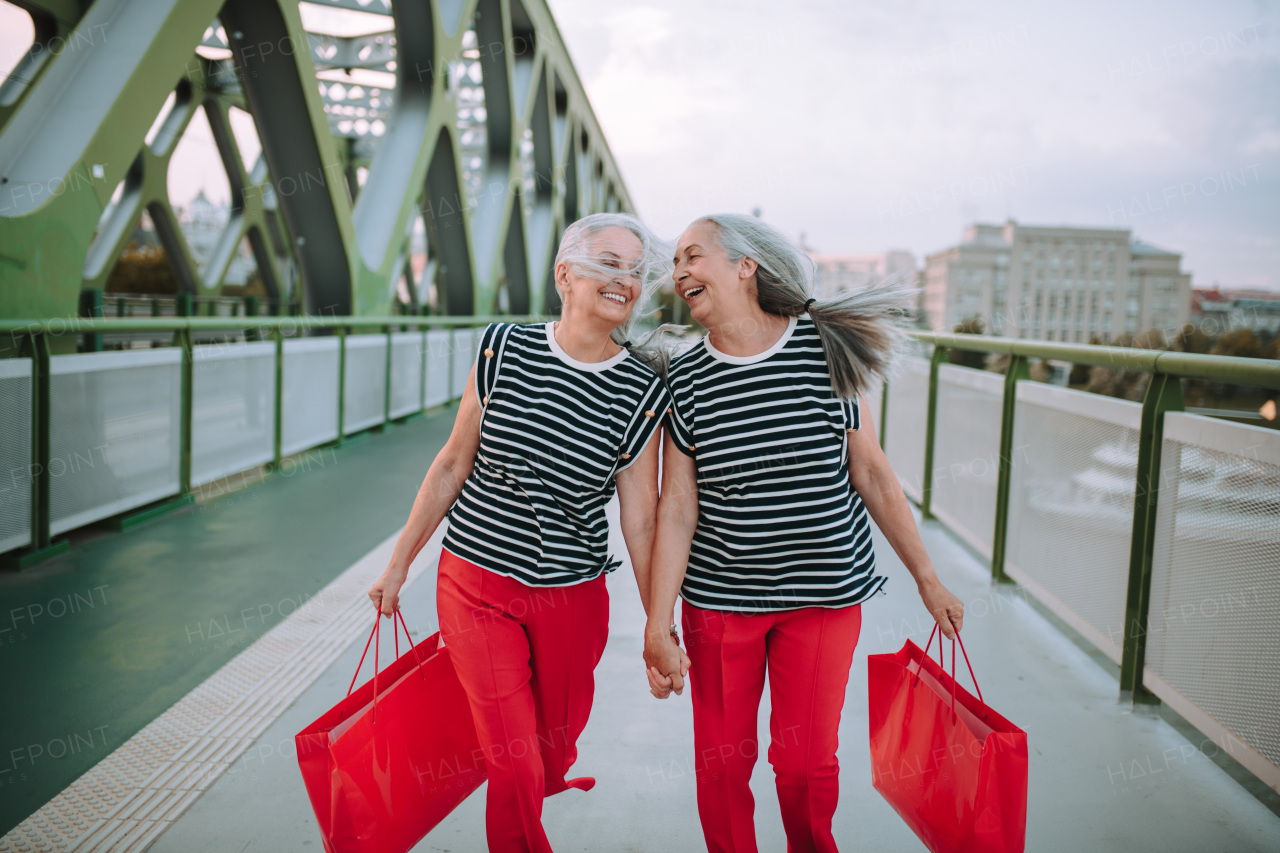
top-left (810, 251), bottom-right (917, 300)
top-left (924, 220), bottom-right (1191, 342)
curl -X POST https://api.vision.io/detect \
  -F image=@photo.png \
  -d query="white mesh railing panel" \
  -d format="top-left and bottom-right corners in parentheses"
top-left (48, 350), bottom-right (181, 535)
top-left (281, 338), bottom-right (339, 457)
top-left (883, 356), bottom-right (930, 501)
top-left (0, 359), bottom-right (33, 553)
top-left (931, 365), bottom-right (1005, 558)
top-left (191, 342), bottom-right (276, 488)
top-left (389, 332), bottom-right (424, 419)
top-left (451, 327), bottom-right (482, 401)
top-left (342, 335), bottom-right (388, 434)
top-left (1144, 413), bottom-right (1280, 789)
top-left (424, 329), bottom-right (453, 409)
top-left (1005, 382), bottom-right (1141, 662)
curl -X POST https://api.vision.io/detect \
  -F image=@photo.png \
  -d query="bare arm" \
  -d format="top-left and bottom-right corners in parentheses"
top-left (368, 366), bottom-right (483, 616)
top-left (847, 404), bottom-right (964, 637)
top-left (615, 430), bottom-right (661, 616)
top-left (643, 428), bottom-right (698, 696)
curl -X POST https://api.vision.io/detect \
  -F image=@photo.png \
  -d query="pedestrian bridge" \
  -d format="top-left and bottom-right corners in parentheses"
top-left (2, 0), bottom-right (1278, 847)
top-left (0, 316), bottom-right (1277, 852)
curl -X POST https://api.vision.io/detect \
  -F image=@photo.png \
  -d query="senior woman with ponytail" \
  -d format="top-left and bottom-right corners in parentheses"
top-left (644, 213), bottom-right (964, 853)
top-left (368, 213), bottom-right (671, 853)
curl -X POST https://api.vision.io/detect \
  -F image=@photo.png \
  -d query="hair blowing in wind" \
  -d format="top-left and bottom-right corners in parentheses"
top-left (696, 213), bottom-right (917, 399)
top-left (554, 212), bottom-right (679, 377)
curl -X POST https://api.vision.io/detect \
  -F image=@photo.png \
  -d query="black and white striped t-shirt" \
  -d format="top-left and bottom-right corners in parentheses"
top-left (442, 322), bottom-right (671, 586)
top-left (665, 316), bottom-right (885, 613)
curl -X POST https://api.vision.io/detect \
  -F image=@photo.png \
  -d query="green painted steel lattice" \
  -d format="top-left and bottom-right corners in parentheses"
top-left (0, 0), bottom-right (630, 343)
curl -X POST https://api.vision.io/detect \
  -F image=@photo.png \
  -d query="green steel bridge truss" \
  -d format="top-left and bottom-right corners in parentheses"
top-left (0, 0), bottom-right (631, 336)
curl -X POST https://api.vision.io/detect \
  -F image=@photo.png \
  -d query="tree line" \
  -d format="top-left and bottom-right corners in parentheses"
top-left (947, 315), bottom-right (1280, 414)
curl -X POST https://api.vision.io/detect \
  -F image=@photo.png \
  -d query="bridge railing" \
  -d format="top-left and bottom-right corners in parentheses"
top-left (869, 332), bottom-right (1280, 794)
top-left (0, 314), bottom-right (534, 570)
top-left (2, 321), bottom-right (1277, 793)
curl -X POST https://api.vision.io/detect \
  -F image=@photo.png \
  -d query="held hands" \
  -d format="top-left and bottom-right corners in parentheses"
top-left (643, 625), bottom-right (691, 699)
top-left (919, 577), bottom-right (964, 638)
top-left (368, 568), bottom-right (407, 618)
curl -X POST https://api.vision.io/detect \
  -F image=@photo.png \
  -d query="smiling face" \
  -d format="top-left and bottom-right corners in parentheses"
top-left (672, 220), bottom-right (757, 327)
top-left (555, 225), bottom-right (644, 332)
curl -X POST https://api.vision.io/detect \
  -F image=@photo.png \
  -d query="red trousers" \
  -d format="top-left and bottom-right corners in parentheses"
top-left (683, 601), bottom-right (863, 853)
top-left (436, 549), bottom-right (609, 853)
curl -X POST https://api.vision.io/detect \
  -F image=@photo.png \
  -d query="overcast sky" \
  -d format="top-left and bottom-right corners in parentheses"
top-left (1, 0), bottom-right (1276, 289)
top-left (547, 0), bottom-right (1280, 290)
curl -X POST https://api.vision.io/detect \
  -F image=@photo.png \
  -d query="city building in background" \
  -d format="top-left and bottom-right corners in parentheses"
top-left (809, 251), bottom-right (918, 300)
top-left (1192, 287), bottom-right (1280, 336)
top-left (923, 219), bottom-right (1192, 342)
top-left (179, 190), bottom-right (259, 288)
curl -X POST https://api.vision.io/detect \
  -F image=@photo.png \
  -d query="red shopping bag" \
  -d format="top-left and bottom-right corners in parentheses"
top-left (868, 626), bottom-right (1028, 853)
top-left (296, 610), bottom-right (486, 853)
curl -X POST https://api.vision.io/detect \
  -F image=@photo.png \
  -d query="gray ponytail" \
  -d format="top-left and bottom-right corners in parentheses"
top-left (696, 213), bottom-right (915, 398)
top-left (554, 212), bottom-right (680, 377)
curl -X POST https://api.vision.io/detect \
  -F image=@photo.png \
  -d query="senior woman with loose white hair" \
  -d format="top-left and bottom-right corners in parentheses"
top-left (645, 213), bottom-right (965, 853)
top-left (369, 212), bottom-right (672, 852)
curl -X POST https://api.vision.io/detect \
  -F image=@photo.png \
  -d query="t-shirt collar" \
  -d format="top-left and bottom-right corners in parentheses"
top-left (704, 316), bottom-right (799, 365)
top-left (544, 321), bottom-right (630, 372)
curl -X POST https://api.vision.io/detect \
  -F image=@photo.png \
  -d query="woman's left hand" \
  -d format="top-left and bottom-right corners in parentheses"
top-left (643, 627), bottom-right (690, 699)
top-left (919, 578), bottom-right (964, 638)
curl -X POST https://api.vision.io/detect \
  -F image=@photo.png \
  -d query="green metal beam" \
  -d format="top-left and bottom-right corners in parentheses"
top-left (336, 325), bottom-right (347, 445)
top-left (1119, 372), bottom-right (1185, 703)
top-left (382, 323), bottom-right (393, 426)
top-left (78, 288), bottom-right (103, 352)
top-left (990, 354), bottom-right (1031, 583)
top-left (0, 0), bottom-right (227, 323)
top-left (177, 326), bottom-right (194, 493)
top-left (1, 0), bottom-right (632, 326)
top-left (30, 332), bottom-right (50, 551)
top-left (919, 345), bottom-right (947, 519)
top-left (271, 326), bottom-right (283, 469)
top-left (419, 328), bottom-right (428, 411)
top-left (4, 332), bottom-right (70, 570)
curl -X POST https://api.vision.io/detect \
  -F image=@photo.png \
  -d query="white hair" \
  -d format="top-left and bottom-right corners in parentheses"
top-left (554, 212), bottom-right (679, 376)
top-left (696, 213), bottom-right (915, 398)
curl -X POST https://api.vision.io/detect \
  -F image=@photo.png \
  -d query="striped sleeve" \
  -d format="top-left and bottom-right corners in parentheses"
top-left (475, 322), bottom-right (512, 406)
top-left (664, 366), bottom-right (696, 459)
top-left (617, 378), bottom-right (672, 472)
top-left (665, 400), bottom-right (696, 459)
top-left (842, 395), bottom-right (861, 431)
top-left (665, 394), bottom-right (696, 458)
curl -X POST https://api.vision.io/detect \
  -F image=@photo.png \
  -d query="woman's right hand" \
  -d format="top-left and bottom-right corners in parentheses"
top-left (365, 364), bottom-right (482, 620)
top-left (368, 570), bottom-right (407, 617)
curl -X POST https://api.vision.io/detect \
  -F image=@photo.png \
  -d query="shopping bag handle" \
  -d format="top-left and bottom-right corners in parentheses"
top-left (916, 623), bottom-right (949, 685)
top-left (347, 608), bottom-right (431, 721)
top-left (914, 625), bottom-right (984, 715)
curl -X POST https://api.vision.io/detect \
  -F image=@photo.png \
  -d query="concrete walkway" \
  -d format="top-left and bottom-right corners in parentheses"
top-left (0, 410), bottom-right (460, 838)
top-left (147, 504), bottom-right (1280, 851)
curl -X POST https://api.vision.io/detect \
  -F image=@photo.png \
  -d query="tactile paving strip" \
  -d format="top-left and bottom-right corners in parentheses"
top-left (0, 529), bottom-right (439, 853)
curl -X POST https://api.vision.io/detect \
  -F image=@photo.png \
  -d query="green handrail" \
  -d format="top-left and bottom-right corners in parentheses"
top-left (3, 314), bottom-right (537, 571)
top-left (3, 321), bottom-right (1274, 389)
top-left (0, 314), bottom-right (537, 335)
top-left (909, 331), bottom-right (1280, 388)
top-left (897, 329), bottom-right (1277, 717)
